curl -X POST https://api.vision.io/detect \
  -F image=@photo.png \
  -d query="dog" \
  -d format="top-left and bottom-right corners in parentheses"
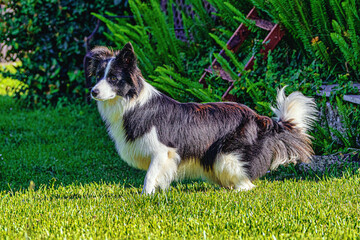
top-left (89, 42), bottom-right (317, 194)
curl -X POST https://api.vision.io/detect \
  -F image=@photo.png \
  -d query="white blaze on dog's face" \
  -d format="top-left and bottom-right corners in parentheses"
top-left (91, 58), bottom-right (116, 101)
top-left (89, 43), bottom-right (142, 101)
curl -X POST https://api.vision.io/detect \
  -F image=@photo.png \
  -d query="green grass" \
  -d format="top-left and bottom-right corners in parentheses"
top-left (0, 96), bottom-right (359, 239)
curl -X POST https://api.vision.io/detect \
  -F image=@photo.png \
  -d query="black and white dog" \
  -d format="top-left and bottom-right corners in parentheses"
top-left (89, 42), bottom-right (317, 194)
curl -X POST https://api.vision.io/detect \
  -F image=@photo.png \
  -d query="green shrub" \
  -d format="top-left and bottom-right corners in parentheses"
top-left (93, 0), bottom-right (267, 103)
top-left (313, 92), bottom-right (360, 155)
top-left (0, 0), bottom-right (126, 105)
top-left (229, 49), bottom-right (322, 113)
top-left (94, 0), bottom-right (227, 102)
top-left (250, 0), bottom-right (360, 78)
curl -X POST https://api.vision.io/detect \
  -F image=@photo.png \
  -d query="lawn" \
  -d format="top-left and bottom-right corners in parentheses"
top-left (0, 96), bottom-right (359, 239)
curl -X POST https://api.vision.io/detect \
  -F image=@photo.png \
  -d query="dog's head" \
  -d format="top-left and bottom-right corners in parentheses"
top-left (89, 42), bottom-right (143, 101)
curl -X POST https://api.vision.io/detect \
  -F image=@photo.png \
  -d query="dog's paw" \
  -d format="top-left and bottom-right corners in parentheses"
top-left (141, 186), bottom-right (156, 195)
top-left (235, 180), bottom-right (256, 192)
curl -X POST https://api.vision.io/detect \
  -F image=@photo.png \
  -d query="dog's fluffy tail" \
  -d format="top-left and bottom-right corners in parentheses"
top-left (271, 87), bottom-right (317, 134)
top-left (269, 87), bottom-right (317, 170)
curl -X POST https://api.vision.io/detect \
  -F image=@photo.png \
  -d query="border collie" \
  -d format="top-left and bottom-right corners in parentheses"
top-left (89, 42), bottom-right (317, 194)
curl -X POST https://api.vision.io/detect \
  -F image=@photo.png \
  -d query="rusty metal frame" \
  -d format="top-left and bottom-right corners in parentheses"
top-left (198, 7), bottom-right (285, 101)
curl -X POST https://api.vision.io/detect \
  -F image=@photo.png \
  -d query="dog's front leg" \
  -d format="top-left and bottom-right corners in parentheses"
top-left (141, 152), bottom-right (167, 195)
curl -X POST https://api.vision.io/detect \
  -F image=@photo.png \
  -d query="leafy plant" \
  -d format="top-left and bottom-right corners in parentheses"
top-left (151, 65), bottom-right (221, 102)
top-left (311, 89), bottom-right (360, 155)
top-left (330, 0), bottom-right (360, 72)
top-left (249, 0), bottom-right (360, 79)
top-left (92, 0), bottom-right (186, 76)
top-left (0, 0), bottom-right (125, 105)
top-left (93, 0), bottom-right (226, 102)
top-left (0, 62), bottom-right (26, 96)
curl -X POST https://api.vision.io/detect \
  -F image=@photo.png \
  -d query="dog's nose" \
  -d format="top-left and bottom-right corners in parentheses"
top-left (91, 88), bottom-right (99, 98)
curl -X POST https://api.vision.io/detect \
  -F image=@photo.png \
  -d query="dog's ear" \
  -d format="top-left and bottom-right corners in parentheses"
top-left (116, 42), bottom-right (137, 71)
top-left (87, 46), bottom-right (113, 77)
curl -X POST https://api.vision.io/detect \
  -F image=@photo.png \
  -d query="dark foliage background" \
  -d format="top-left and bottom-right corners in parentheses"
top-left (0, 0), bottom-right (127, 105)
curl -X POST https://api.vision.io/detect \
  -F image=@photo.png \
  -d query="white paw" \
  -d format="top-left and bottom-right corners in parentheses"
top-left (235, 181), bottom-right (256, 192)
top-left (141, 186), bottom-right (156, 195)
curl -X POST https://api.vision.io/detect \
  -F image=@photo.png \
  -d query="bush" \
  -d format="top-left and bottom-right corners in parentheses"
top-left (250, 0), bottom-right (360, 78)
top-left (0, 0), bottom-right (126, 105)
top-left (92, 0), bottom-right (222, 102)
top-left (93, 0), bottom-right (262, 102)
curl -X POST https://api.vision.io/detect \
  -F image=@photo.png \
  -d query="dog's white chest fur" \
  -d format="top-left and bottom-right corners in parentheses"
top-left (97, 99), bottom-right (151, 170)
top-left (111, 122), bottom-right (152, 170)
top-left (96, 85), bottom-right (177, 172)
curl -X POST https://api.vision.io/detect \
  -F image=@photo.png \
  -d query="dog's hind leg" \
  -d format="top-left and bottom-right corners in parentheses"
top-left (141, 150), bottom-right (179, 195)
top-left (213, 152), bottom-right (255, 191)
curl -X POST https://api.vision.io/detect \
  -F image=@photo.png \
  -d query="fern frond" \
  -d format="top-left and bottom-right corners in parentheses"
top-left (129, 0), bottom-right (145, 27)
top-left (209, 33), bottom-right (245, 74)
top-left (311, 0), bottom-right (332, 47)
top-left (342, 0), bottom-right (360, 65)
top-left (206, 0), bottom-right (238, 28)
top-left (312, 40), bottom-right (331, 64)
top-left (329, 0), bottom-right (346, 30)
top-left (187, 88), bottom-right (221, 102)
top-left (331, 32), bottom-right (356, 70)
top-left (213, 53), bottom-right (238, 80)
top-left (223, 2), bottom-right (256, 30)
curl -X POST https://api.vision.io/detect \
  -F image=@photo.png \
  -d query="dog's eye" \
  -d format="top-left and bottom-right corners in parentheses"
top-left (110, 76), bottom-right (117, 82)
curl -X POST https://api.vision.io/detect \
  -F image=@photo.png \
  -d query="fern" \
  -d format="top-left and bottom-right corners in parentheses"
top-left (331, 31), bottom-right (357, 70)
top-left (312, 40), bottom-right (331, 65)
top-left (250, 0), bottom-right (360, 78)
top-left (209, 33), bottom-right (245, 73)
top-left (332, 19), bottom-right (342, 34)
top-left (187, 0), bottom-right (213, 24)
top-left (335, 96), bottom-right (359, 147)
top-left (311, 0), bottom-right (332, 47)
top-left (187, 88), bottom-right (222, 102)
top-left (329, 0), bottom-right (347, 30)
top-left (213, 53), bottom-right (238, 80)
top-left (152, 65), bottom-right (219, 102)
top-left (313, 123), bottom-right (337, 154)
top-left (329, 0), bottom-right (360, 71)
top-left (127, 1), bottom-right (142, 27)
top-left (94, 0), bottom-right (185, 75)
top-left (342, 0), bottom-right (360, 66)
top-left (223, 2), bottom-right (257, 31)
top-left (205, 0), bottom-right (240, 28)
